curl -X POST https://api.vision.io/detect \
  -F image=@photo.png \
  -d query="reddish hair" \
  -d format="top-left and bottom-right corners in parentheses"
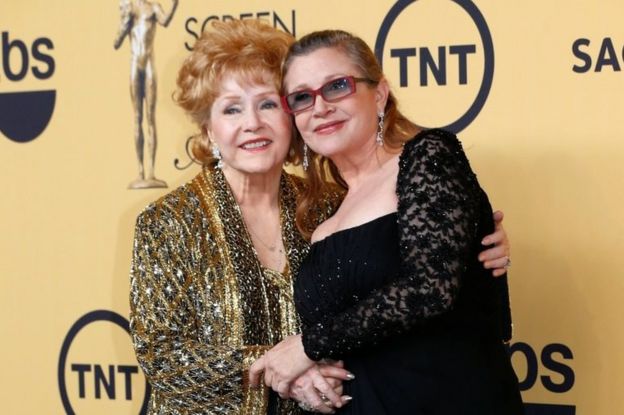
top-left (174, 19), bottom-right (297, 166)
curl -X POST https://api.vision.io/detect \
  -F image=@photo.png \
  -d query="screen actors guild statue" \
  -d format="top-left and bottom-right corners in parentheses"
top-left (114, 0), bottom-right (178, 189)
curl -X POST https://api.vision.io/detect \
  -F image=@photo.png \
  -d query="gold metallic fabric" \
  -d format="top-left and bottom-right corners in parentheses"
top-left (130, 167), bottom-right (340, 414)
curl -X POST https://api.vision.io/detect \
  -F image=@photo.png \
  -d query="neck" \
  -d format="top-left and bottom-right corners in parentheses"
top-left (332, 138), bottom-right (396, 191)
top-left (221, 165), bottom-right (282, 210)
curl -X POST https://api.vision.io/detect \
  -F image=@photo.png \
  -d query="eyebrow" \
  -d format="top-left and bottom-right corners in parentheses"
top-left (216, 90), bottom-right (279, 103)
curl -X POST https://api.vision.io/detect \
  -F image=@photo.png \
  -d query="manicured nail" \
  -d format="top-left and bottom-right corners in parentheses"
top-left (346, 373), bottom-right (355, 380)
top-left (342, 395), bottom-right (353, 402)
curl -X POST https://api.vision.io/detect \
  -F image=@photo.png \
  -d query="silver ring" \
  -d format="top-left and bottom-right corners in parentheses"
top-left (320, 393), bottom-right (329, 402)
top-left (298, 401), bottom-right (315, 412)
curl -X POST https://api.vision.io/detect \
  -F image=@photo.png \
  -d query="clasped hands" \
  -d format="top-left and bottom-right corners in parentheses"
top-left (249, 334), bottom-right (353, 413)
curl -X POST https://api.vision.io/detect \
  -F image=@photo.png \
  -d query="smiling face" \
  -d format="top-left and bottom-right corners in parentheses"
top-left (283, 47), bottom-right (388, 159)
top-left (206, 73), bottom-right (292, 179)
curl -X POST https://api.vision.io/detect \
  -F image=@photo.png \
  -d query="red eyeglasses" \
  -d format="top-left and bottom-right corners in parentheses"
top-left (281, 76), bottom-right (376, 114)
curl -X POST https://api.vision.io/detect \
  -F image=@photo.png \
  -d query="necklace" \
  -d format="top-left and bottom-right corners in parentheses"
top-left (243, 213), bottom-right (285, 272)
top-left (247, 222), bottom-right (282, 252)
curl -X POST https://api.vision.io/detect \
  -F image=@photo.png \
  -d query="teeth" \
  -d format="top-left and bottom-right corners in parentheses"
top-left (242, 140), bottom-right (270, 149)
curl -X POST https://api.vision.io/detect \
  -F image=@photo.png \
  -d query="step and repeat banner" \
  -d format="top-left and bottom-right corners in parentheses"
top-left (2, 1), bottom-right (623, 413)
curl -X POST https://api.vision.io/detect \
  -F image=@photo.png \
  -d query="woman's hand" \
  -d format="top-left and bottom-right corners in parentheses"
top-left (289, 361), bottom-right (353, 413)
top-left (479, 210), bottom-right (511, 277)
top-left (249, 335), bottom-right (321, 402)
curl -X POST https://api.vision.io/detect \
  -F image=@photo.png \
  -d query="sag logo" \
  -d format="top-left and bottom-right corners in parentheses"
top-left (58, 310), bottom-right (150, 415)
top-left (374, 0), bottom-right (493, 133)
top-left (572, 37), bottom-right (624, 73)
top-left (510, 342), bottom-right (576, 415)
top-left (0, 31), bottom-right (56, 143)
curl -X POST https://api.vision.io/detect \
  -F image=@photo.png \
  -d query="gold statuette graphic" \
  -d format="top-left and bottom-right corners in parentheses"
top-left (114, 0), bottom-right (178, 189)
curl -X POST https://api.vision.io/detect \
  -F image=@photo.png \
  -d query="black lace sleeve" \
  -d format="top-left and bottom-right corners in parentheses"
top-left (301, 129), bottom-right (483, 361)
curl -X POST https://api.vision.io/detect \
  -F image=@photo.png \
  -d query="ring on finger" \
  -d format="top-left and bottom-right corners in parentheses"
top-left (504, 257), bottom-right (512, 269)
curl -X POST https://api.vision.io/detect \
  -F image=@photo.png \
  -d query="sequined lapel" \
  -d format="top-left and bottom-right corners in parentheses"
top-left (193, 167), bottom-right (308, 345)
top-left (192, 169), bottom-right (244, 346)
top-left (280, 174), bottom-right (310, 286)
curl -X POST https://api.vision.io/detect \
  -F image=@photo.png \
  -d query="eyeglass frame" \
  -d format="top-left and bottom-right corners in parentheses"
top-left (280, 75), bottom-right (377, 114)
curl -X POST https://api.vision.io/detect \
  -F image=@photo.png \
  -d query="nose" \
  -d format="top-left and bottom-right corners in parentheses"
top-left (243, 108), bottom-right (262, 132)
top-left (312, 94), bottom-right (334, 117)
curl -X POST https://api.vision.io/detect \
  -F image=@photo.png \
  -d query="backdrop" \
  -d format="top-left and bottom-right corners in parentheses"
top-left (2, 1), bottom-right (622, 414)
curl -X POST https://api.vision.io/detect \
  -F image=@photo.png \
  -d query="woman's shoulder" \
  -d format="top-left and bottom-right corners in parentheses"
top-left (136, 173), bottom-right (204, 228)
top-left (402, 128), bottom-right (463, 158)
top-left (397, 128), bottom-right (478, 192)
top-left (399, 128), bottom-right (470, 173)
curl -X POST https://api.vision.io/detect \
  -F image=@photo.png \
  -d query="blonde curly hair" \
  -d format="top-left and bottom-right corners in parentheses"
top-left (174, 19), bottom-right (296, 165)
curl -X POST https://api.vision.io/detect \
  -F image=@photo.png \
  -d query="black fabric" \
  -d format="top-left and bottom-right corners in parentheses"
top-left (294, 129), bottom-right (522, 414)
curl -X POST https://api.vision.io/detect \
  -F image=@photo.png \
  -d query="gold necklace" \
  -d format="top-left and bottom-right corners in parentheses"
top-left (242, 211), bottom-right (285, 271)
top-left (247, 222), bottom-right (282, 252)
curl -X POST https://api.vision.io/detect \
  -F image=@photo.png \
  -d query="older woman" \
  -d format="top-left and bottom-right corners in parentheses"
top-left (251, 30), bottom-right (522, 414)
top-left (130, 20), bottom-right (513, 415)
top-left (129, 20), bottom-right (351, 414)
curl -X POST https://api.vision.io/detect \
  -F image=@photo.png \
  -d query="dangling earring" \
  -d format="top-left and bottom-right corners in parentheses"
top-left (376, 112), bottom-right (385, 146)
top-left (207, 129), bottom-right (224, 169)
top-left (211, 144), bottom-right (224, 169)
top-left (302, 143), bottom-right (309, 171)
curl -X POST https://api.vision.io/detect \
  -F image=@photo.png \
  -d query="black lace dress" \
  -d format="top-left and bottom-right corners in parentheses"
top-left (294, 130), bottom-right (523, 414)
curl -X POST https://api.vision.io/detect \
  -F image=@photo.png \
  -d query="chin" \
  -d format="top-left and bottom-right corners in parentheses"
top-left (237, 160), bottom-right (284, 175)
top-left (308, 142), bottom-right (345, 159)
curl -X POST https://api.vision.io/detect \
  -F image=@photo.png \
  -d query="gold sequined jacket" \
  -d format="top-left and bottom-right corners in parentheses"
top-left (130, 167), bottom-right (340, 415)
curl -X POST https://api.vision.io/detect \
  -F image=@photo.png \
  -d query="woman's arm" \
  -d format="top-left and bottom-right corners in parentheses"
top-left (299, 130), bottom-right (486, 361)
top-left (131, 204), bottom-right (267, 411)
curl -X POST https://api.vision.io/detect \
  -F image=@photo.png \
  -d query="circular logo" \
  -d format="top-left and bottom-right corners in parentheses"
top-left (375, 0), bottom-right (494, 133)
top-left (58, 310), bottom-right (150, 415)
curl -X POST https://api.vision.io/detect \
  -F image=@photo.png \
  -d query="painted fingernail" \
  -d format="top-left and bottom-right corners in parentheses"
top-left (346, 373), bottom-right (355, 380)
top-left (342, 395), bottom-right (353, 402)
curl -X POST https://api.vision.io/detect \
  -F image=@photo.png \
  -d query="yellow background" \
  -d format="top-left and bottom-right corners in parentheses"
top-left (1, 0), bottom-right (623, 413)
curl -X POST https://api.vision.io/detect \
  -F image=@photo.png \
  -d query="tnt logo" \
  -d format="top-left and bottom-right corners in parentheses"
top-left (374, 0), bottom-right (494, 133)
top-left (58, 310), bottom-right (150, 415)
top-left (0, 31), bottom-right (56, 143)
